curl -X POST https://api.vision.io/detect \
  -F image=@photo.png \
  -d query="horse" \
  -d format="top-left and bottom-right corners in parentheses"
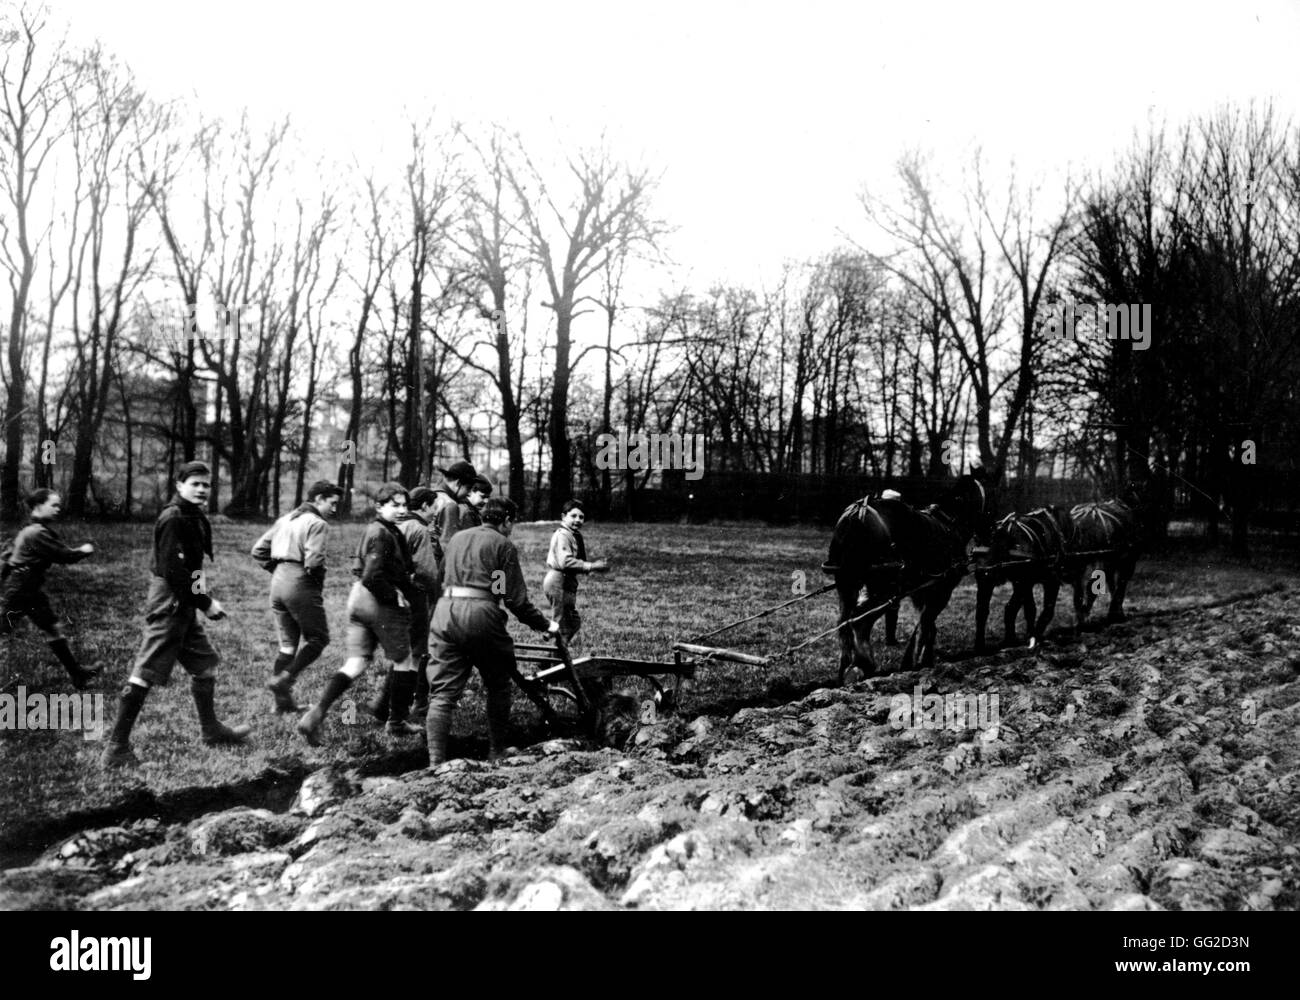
top-left (823, 471), bottom-right (991, 681)
top-left (973, 505), bottom-right (1075, 652)
top-left (1067, 485), bottom-right (1143, 627)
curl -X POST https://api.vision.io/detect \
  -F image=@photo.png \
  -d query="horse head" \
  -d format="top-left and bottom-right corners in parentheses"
top-left (936, 469), bottom-right (994, 543)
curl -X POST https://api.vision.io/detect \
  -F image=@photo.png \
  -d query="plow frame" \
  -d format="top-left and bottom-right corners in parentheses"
top-left (512, 636), bottom-right (770, 736)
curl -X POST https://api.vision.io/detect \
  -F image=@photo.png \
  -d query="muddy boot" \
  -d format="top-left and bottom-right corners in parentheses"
top-left (426, 703), bottom-right (452, 767)
top-left (411, 655), bottom-right (430, 720)
top-left (386, 670), bottom-right (423, 737)
top-left (192, 676), bottom-right (252, 747)
top-left (101, 682), bottom-right (149, 769)
top-left (365, 668), bottom-right (393, 724)
top-left (266, 671), bottom-right (302, 714)
top-left (265, 652), bottom-right (299, 713)
top-left (49, 637), bottom-right (98, 691)
top-left (485, 685), bottom-right (512, 761)
top-left (298, 672), bottom-right (352, 747)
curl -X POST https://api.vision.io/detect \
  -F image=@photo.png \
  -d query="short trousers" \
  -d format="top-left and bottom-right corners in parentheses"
top-left (344, 580), bottom-right (412, 661)
top-left (269, 563), bottom-right (330, 650)
top-left (131, 577), bottom-right (220, 685)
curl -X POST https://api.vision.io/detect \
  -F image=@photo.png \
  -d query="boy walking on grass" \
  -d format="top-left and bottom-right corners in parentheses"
top-left (298, 482), bottom-right (423, 745)
top-left (0, 488), bottom-right (98, 689)
top-left (366, 486), bottom-right (440, 724)
top-left (101, 462), bottom-right (250, 770)
top-left (251, 480), bottom-right (343, 714)
top-left (543, 499), bottom-right (609, 651)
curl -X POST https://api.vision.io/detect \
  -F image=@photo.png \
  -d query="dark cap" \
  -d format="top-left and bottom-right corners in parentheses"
top-left (441, 459), bottom-right (477, 483)
top-left (176, 460), bottom-right (212, 483)
top-left (470, 476), bottom-right (493, 495)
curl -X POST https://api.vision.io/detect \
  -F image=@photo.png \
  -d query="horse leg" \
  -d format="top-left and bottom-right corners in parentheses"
top-left (834, 580), bottom-right (860, 684)
top-left (920, 586), bottom-right (955, 672)
top-left (837, 581), bottom-right (882, 684)
top-left (1101, 563), bottom-right (1119, 624)
top-left (900, 613), bottom-right (923, 673)
top-left (975, 577), bottom-right (993, 653)
top-left (1107, 553), bottom-right (1135, 623)
top-left (1082, 564), bottom-right (1100, 621)
top-left (872, 569), bottom-right (901, 645)
top-left (1021, 585), bottom-right (1038, 645)
top-left (1033, 579), bottom-right (1060, 648)
top-left (1001, 584), bottom-right (1022, 648)
top-left (1072, 571), bottom-right (1088, 630)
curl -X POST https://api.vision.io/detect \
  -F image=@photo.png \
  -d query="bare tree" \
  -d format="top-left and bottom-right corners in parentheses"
top-left (62, 47), bottom-right (159, 515)
top-left (0, 5), bottom-right (75, 519)
top-left (860, 151), bottom-right (1072, 481)
top-left (503, 139), bottom-right (664, 515)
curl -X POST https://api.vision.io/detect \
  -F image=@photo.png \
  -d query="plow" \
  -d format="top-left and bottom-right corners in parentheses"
top-left (509, 542), bottom-right (1131, 740)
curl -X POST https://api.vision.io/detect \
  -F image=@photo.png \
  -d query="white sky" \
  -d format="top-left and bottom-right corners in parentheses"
top-left (43, 0), bottom-right (1300, 289)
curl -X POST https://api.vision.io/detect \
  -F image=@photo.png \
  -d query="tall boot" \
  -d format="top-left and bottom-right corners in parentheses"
top-left (365, 668), bottom-right (393, 724)
top-left (192, 675), bottom-right (252, 747)
top-left (386, 670), bottom-right (422, 737)
top-left (49, 637), bottom-right (98, 690)
top-left (298, 671), bottom-right (352, 747)
top-left (101, 682), bottom-right (149, 769)
top-left (412, 655), bottom-right (430, 719)
top-left (266, 651), bottom-right (298, 713)
top-left (486, 686), bottom-right (513, 761)
top-left (426, 703), bottom-right (453, 767)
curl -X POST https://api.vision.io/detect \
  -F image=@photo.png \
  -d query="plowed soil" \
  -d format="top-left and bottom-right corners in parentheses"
top-left (4, 580), bottom-right (1297, 911)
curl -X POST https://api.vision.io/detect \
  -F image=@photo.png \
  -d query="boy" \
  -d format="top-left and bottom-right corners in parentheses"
top-left (101, 462), bottom-right (250, 769)
top-left (543, 499), bottom-right (609, 648)
top-left (426, 497), bottom-right (558, 765)
top-left (0, 488), bottom-right (97, 689)
top-left (367, 486), bottom-right (440, 723)
top-left (251, 480), bottom-right (343, 713)
top-left (298, 482), bottom-right (421, 745)
top-left (430, 460), bottom-right (477, 562)
top-left (460, 476), bottom-right (492, 528)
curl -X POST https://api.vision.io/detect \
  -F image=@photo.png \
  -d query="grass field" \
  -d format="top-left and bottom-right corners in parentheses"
top-left (2, 516), bottom-right (1298, 851)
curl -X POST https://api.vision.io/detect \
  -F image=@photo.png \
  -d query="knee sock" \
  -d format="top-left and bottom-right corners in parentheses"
top-left (109, 682), bottom-right (149, 746)
top-left (289, 640), bottom-right (325, 679)
top-left (48, 637), bottom-right (85, 680)
top-left (316, 671), bottom-right (353, 714)
top-left (389, 669), bottom-right (417, 724)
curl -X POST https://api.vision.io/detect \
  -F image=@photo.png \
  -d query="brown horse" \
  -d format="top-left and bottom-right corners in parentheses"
top-left (1068, 488), bottom-right (1143, 626)
top-left (974, 505), bottom-right (1075, 651)
top-left (824, 472), bottom-right (991, 680)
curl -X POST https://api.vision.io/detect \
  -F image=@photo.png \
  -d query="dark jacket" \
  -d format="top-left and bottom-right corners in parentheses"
top-left (431, 487), bottom-right (464, 555)
top-left (352, 518), bottom-right (415, 606)
top-left (441, 524), bottom-right (550, 631)
top-left (396, 510), bottom-right (440, 593)
top-left (152, 498), bottom-right (215, 611)
top-left (1, 518), bottom-right (89, 597)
